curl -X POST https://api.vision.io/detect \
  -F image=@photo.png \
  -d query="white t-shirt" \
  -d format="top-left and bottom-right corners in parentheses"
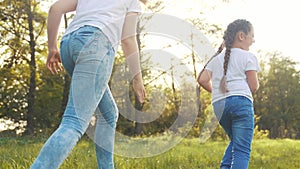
top-left (64, 0), bottom-right (142, 51)
top-left (206, 48), bottom-right (260, 103)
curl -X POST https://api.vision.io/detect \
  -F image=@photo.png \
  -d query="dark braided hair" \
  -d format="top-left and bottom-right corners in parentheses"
top-left (219, 19), bottom-right (252, 93)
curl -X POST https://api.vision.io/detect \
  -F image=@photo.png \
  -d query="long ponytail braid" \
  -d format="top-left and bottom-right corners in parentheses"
top-left (219, 19), bottom-right (252, 93)
top-left (219, 47), bottom-right (231, 93)
top-left (197, 42), bottom-right (224, 83)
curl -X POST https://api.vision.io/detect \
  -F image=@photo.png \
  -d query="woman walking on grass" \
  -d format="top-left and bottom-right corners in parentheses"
top-left (30, 0), bottom-right (146, 168)
top-left (198, 19), bottom-right (260, 169)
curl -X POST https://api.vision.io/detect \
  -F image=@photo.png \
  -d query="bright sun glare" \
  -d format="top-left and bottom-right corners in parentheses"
top-left (161, 0), bottom-right (300, 64)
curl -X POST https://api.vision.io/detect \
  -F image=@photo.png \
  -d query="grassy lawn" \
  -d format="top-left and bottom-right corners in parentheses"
top-left (0, 137), bottom-right (299, 169)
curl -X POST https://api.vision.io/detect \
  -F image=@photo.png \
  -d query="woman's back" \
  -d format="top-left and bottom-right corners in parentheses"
top-left (65, 0), bottom-right (142, 51)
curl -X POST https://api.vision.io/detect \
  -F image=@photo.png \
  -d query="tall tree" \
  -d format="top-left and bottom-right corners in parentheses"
top-left (0, 0), bottom-right (47, 134)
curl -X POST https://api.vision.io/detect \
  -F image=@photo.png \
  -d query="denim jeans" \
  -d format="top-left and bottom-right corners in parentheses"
top-left (30, 25), bottom-right (118, 169)
top-left (213, 96), bottom-right (254, 169)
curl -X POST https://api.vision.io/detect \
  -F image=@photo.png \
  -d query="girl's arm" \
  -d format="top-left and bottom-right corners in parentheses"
top-left (197, 69), bottom-right (212, 93)
top-left (246, 70), bottom-right (259, 93)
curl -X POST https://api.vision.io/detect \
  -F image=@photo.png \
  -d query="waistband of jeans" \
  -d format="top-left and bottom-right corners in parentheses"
top-left (63, 25), bottom-right (103, 39)
top-left (226, 95), bottom-right (252, 103)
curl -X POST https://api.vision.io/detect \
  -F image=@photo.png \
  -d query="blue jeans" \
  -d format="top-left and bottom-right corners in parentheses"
top-left (30, 26), bottom-right (118, 169)
top-left (213, 96), bottom-right (254, 169)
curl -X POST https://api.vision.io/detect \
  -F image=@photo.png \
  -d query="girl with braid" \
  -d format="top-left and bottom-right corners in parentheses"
top-left (197, 19), bottom-right (260, 169)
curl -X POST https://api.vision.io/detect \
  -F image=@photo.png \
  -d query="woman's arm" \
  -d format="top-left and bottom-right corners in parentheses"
top-left (46, 0), bottom-right (77, 74)
top-left (121, 12), bottom-right (146, 103)
top-left (246, 70), bottom-right (259, 93)
top-left (197, 69), bottom-right (212, 93)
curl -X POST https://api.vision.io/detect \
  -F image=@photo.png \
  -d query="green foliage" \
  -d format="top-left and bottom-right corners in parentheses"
top-left (254, 53), bottom-right (300, 139)
top-left (113, 53), bottom-right (183, 136)
top-left (0, 59), bottom-right (64, 135)
top-left (0, 0), bottom-right (49, 135)
top-left (0, 0), bottom-right (47, 67)
top-left (33, 61), bottom-right (64, 135)
top-left (0, 63), bottom-right (29, 132)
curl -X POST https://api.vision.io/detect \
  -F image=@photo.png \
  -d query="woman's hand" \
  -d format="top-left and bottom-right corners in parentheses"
top-left (46, 48), bottom-right (62, 74)
top-left (132, 73), bottom-right (146, 103)
top-left (46, 0), bottom-right (77, 74)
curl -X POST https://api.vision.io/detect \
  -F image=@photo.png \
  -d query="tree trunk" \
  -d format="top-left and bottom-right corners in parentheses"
top-left (134, 95), bottom-right (143, 135)
top-left (190, 34), bottom-right (201, 116)
top-left (171, 65), bottom-right (179, 111)
top-left (26, 0), bottom-right (36, 135)
top-left (133, 20), bottom-right (143, 135)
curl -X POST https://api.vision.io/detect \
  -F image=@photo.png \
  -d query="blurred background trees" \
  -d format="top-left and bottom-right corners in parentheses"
top-left (0, 0), bottom-right (299, 140)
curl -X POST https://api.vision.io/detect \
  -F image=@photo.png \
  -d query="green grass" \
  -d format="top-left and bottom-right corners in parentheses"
top-left (1, 137), bottom-right (299, 169)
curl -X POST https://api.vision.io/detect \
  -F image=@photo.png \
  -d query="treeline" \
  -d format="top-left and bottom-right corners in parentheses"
top-left (254, 54), bottom-right (300, 138)
top-left (0, 0), bottom-right (299, 139)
